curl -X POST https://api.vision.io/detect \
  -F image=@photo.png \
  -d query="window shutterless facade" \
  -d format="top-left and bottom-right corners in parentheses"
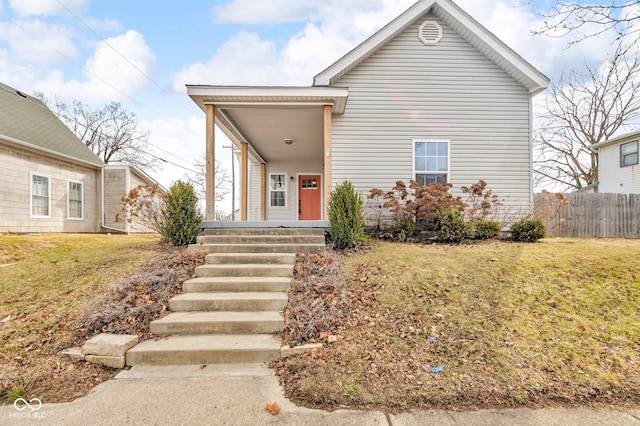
top-left (68, 180), bottom-right (84, 220)
top-left (413, 140), bottom-right (449, 185)
top-left (269, 173), bottom-right (287, 207)
top-left (621, 140), bottom-right (639, 167)
top-left (31, 173), bottom-right (50, 217)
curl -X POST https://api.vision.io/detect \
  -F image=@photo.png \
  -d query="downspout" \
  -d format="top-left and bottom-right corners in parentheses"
top-left (101, 168), bottom-right (124, 233)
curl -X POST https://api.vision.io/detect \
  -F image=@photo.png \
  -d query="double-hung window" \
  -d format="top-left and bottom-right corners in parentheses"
top-left (31, 173), bottom-right (50, 217)
top-left (68, 181), bottom-right (83, 220)
top-left (414, 140), bottom-right (449, 185)
top-left (621, 141), bottom-right (638, 167)
top-left (269, 174), bottom-right (287, 207)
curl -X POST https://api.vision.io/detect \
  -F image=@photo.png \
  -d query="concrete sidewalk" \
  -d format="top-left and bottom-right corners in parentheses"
top-left (1, 365), bottom-right (639, 425)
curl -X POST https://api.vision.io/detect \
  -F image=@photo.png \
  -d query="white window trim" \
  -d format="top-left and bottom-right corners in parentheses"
top-left (269, 173), bottom-right (287, 208)
top-left (30, 172), bottom-right (51, 218)
top-left (67, 179), bottom-right (84, 220)
top-left (620, 140), bottom-right (639, 168)
top-left (412, 139), bottom-right (450, 184)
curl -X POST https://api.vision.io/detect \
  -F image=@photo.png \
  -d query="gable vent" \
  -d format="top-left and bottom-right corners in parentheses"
top-left (418, 20), bottom-right (442, 46)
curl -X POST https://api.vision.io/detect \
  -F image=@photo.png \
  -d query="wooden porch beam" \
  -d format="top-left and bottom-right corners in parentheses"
top-left (241, 142), bottom-right (248, 221)
top-left (205, 104), bottom-right (216, 220)
top-left (323, 104), bottom-right (332, 219)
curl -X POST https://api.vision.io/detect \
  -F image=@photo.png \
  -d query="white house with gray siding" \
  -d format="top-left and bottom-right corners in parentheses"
top-left (0, 81), bottom-right (162, 234)
top-left (591, 131), bottom-right (640, 194)
top-left (187, 0), bottom-right (549, 225)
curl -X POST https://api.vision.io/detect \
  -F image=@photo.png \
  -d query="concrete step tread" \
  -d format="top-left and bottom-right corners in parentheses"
top-left (197, 263), bottom-right (293, 269)
top-left (184, 277), bottom-right (292, 284)
top-left (204, 253), bottom-right (296, 265)
top-left (171, 292), bottom-right (288, 301)
top-left (203, 227), bottom-right (325, 236)
top-left (154, 311), bottom-right (284, 323)
top-left (129, 334), bottom-right (281, 352)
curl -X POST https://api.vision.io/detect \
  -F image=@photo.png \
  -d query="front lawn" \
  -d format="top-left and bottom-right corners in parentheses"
top-left (0, 233), bottom-right (159, 403)
top-left (278, 239), bottom-right (640, 411)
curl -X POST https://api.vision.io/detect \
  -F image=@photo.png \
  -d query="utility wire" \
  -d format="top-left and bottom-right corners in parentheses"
top-left (54, 0), bottom-right (197, 115)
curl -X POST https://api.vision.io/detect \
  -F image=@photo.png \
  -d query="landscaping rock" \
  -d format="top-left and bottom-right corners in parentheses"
top-left (85, 355), bottom-right (126, 369)
top-left (281, 343), bottom-right (323, 359)
top-left (60, 346), bottom-right (85, 360)
top-left (82, 333), bottom-right (139, 357)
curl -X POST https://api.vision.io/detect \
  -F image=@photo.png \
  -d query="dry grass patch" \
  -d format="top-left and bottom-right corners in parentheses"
top-left (278, 239), bottom-right (640, 411)
top-left (0, 233), bottom-right (158, 404)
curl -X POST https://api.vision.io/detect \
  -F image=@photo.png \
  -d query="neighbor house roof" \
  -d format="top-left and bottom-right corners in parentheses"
top-left (590, 130), bottom-right (640, 150)
top-left (313, 0), bottom-right (549, 95)
top-left (0, 81), bottom-right (104, 168)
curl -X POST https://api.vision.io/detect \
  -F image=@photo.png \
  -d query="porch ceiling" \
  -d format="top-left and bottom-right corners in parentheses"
top-left (187, 85), bottom-right (348, 163)
top-left (223, 106), bottom-right (324, 162)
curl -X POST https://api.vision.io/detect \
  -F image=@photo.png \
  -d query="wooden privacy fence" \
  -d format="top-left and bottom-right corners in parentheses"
top-left (534, 192), bottom-right (640, 238)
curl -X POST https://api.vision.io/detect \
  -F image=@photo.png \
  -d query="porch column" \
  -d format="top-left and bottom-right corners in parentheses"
top-left (260, 163), bottom-right (266, 220)
top-left (241, 142), bottom-right (248, 221)
top-left (205, 104), bottom-right (216, 220)
top-left (323, 104), bottom-right (332, 218)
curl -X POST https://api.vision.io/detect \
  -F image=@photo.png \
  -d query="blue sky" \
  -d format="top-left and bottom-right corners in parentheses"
top-left (0, 0), bottom-right (623, 210)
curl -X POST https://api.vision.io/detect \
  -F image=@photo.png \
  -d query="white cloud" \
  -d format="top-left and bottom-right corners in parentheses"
top-left (33, 30), bottom-right (156, 104)
top-left (0, 19), bottom-right (78, 63)
top-left (212, 0), bottom-right (319, 24)
top-left (82, 17), bottom-right (124, 34)
top-left (0, 48), bottom-right (42, 90)
top-left (8, 0), bottom-right (89, 16)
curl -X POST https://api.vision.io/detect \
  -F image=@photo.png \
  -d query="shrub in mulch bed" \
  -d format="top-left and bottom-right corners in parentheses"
top-left (77, 248), bottom-right (207, 340)
top-left (281, 251), bottom-right (350, 347)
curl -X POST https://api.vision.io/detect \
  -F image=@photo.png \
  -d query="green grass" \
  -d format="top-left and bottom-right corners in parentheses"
top-left (0, 233), bottom-right (159, 403)
top-left (281, 239), bottom-right (640, 410)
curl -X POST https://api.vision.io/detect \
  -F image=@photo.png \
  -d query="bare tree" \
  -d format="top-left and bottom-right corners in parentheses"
top-left (184, 155), bottom-right (230, 203)
top-left (534, 1), bottom-right (640, 46)
top-left (35, 94), bottom-right (158, 170)
top-left (534, 43), bottom-right (640, 190)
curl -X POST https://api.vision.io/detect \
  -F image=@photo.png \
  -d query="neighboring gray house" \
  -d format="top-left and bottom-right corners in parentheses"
top-left (187, 0), bottom-right (549, 223)
top-left (590, 131), bottom-right (639, 194)
top-left (0, 82), bottom-right (162, 234)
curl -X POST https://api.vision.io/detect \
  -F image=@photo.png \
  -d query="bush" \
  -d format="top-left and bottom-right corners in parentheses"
top-left (510, 219), bottom-right (546, 242)
top-left (161, 181), bottom-right (203, 246)
top-left (473, 220), bottom-right (501, 240)
top-left (434, 207), bottom-right (474, 243)
top-left (328, 181), bottom-right (367, 249)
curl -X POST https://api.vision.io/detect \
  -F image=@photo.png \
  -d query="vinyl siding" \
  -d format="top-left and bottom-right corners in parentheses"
top-left (0, 140), bottom-right (101, 233)
top-left (248, 161), bottom-right (262, 221)
top-left (330, 16), bottom-right (532, 211)
top-left (598, 142), bottom-right (640, 193)
top-left (103, 169), bottom-right (127, 232)
top-left (265, 160), bottom-right (323, 221)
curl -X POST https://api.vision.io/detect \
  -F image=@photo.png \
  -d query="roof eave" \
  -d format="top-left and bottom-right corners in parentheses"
top-left (1, 134), bottom-right (104, 169)
top-left (591, 130), bottom-right (640, 150)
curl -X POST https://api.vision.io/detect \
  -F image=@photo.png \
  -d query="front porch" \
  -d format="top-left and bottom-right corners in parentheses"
top-left (187, 86), bottom-right (348, 223)
top-left (201, 220), bottom-right (328, 229)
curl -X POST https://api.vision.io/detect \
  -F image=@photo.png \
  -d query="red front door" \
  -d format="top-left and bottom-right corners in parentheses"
top-left (298, 175), bottom-right (321, 220)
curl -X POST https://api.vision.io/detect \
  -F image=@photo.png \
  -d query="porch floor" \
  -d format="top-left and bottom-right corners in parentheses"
top-left (201, 220), bottom-right (328, 229)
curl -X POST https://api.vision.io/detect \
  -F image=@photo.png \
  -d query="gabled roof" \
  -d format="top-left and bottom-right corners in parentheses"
top-left (591, 130), bottom-right (640, 150)
top-left (313, 0), bottom-right (549, 95)
top-left (0, 82), bottom-right (103, 167)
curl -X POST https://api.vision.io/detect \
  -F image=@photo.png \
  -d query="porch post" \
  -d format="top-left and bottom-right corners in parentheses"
top-left (260, 163), bottom-right (266, 220)
top-left (241, 142), bottom-right (248, 221)
top-left (323, 104), bottom-right (332, 219)
top-left (205, 104), bottom-right (216, 220)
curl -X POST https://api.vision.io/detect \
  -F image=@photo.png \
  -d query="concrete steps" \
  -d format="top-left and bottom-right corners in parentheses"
top-left (150, 311), bottom-right (284, 335)
top-left (169, 292), bottom-right (288, 312)
top-left (126, 335), bottom-right (281, 365)
top-left (182, 277), bottom-right (291, 293)
top-left (195, 264), bottom-right (293, 278)
top-left (126, 226), bottom-right (325, 367)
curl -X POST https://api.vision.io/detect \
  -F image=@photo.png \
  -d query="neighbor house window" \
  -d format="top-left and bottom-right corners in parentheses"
top-left (269, 174), bottom-right (286, 207)
top-left (68, 181), bottom-right (83, 220)
top-left (621, 141), bottom-right (638, 167)
top-left (31, 173), bottom-right (50, 217)
top-left (414, 140), bottom-right (449, 185)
